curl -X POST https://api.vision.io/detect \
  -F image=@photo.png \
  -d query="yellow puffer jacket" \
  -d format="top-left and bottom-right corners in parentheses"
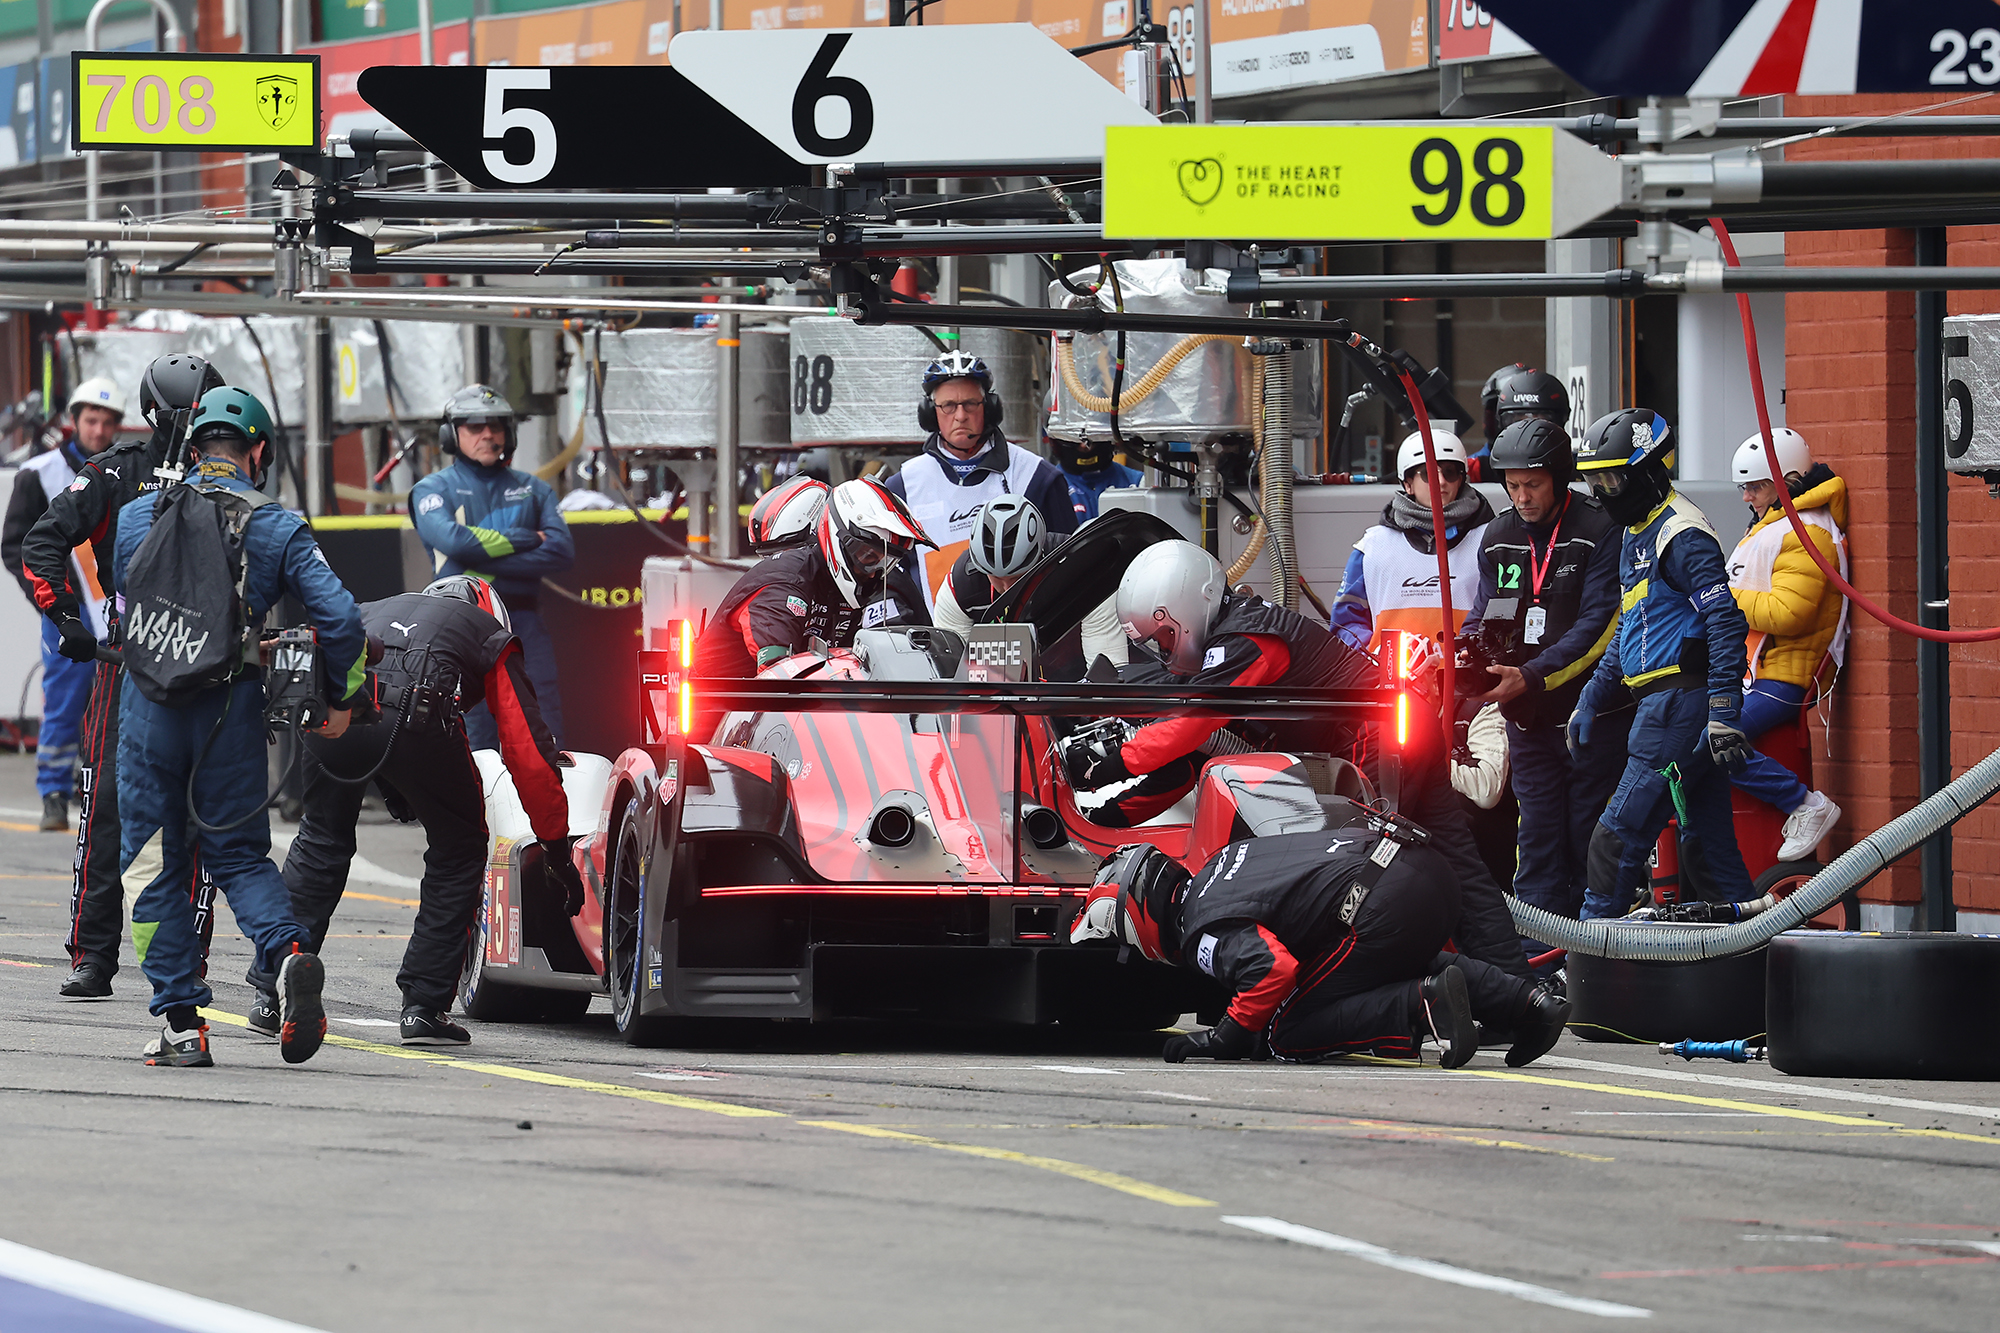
top-left (1731, 471), bottom-right (1848, 688)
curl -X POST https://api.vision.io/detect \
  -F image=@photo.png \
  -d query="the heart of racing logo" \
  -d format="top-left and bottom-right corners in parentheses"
top-left (1177, 158), bottom-right (1223, 207)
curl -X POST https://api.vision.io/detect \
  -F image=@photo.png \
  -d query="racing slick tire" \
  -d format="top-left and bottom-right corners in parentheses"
top-left (459, 890), bottom-right (587, 1023)
top-left (1767, 931), bottom-right (2000, 1080)
top-left (1753, 861), bottom-right (1859, 931)
top-left (606, 796), bottom-right (674, 1047)
top-left (1567, 923), bottom-right (1767, 1044)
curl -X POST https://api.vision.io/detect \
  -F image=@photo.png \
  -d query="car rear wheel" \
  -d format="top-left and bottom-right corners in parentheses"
top-left (607, 797), bottom-right (672, 1047)
top-left (459, 878), bottom-right (594, 1023)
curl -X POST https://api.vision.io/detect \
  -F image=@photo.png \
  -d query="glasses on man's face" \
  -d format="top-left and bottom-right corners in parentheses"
top-left (1737, 480), bottom-right (1774, 495)
top-left (932, 399), bottom-right (984, 416)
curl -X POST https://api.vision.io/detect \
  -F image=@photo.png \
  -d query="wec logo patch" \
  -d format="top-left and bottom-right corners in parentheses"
top-left (1695, 582), bottom-right (1732, 609)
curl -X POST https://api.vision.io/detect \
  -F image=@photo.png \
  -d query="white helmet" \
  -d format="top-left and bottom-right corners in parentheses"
top-left (1396, 428), bottom-right (1469, 480)
top-left (1732, 428), bottom-right (1812, 487)
top-left (1116, 540), bottom-right (1226, 676)
top-left (967, 495), bottom-right (1045, 579)
top-left (748, 476), bottom-right (829, 554)
top-left (68, 376), bottom-right (126, 419)
top-left (816, 477), bottom-right (934, 608)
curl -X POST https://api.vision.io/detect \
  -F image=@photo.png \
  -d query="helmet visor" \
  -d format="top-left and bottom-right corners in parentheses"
top-left (1586, 466), bottom-right (1632, 500)
top-left (841, 532), bottom-right (908, 582)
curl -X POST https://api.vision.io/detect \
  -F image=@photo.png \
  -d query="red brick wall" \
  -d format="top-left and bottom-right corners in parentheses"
top-left (1785, 96), bottom-right (2000, 917)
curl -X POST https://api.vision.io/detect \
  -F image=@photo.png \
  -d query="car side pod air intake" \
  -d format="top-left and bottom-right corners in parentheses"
top-left (1020, 803), bottom-right (1069, 851)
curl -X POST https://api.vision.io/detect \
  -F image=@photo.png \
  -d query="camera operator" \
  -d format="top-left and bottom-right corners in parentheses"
top-left (112, 387), bottom-right (367, 1067)
top-left (252, 576), bottom-right (585, 1047)
top-left (1461, 418), bottom-right (1626, 953)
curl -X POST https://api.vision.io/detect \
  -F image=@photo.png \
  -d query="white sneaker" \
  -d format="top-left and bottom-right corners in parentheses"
top-left (1777, 791), bottom-right (1840, 862)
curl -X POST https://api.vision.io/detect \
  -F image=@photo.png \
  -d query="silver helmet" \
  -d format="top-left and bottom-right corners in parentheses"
top-left (966, 495), bottom-right (1045, 580)
top-left (1115, 540), bottom-right (1225, 675)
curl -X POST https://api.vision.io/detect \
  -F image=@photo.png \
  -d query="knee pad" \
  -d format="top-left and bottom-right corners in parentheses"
top-left (1587, 822), bottom-right (1624, 899)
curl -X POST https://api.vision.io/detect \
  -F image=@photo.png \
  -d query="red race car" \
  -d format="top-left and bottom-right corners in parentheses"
top-left (459, 511), bottom-right (1405, 1042)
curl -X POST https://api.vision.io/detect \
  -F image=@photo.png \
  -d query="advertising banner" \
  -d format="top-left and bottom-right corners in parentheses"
top-left (304, 22), bottom-right (469, 137)
top-left (476, 0), bottom-right (678, 65)
top-left (1208, 0), bottom-right (1428, 98)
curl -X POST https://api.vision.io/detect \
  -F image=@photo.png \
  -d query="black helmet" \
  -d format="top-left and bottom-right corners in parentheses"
top-left (1481, 363), bottom-right (1527, 442)
top-left (1496, 369), bottom-right (1571, 430)
top-left (1488, 417), bottom-right (1575, 485)
top-left (138, 354), bottom-right (226, 429)
top-left (440, 383), bottom-right (517, 460)
top-left (1575, 409), bottom-right (1674, 526)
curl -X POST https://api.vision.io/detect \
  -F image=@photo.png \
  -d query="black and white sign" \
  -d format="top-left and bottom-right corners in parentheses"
top-left (356, 64), bottom-right (809, 190)
top-left (669, 24), bottom-right (1156, 165)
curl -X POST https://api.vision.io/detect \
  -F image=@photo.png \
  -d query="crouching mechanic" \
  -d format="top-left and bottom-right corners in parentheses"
top-left (931, 495), bottom-right (1126, 680)
top-left (254, 576), bottom-right (585, 1046)
top-left (692, 478), bottom-right (931, 738)
top-left (1065, 540), bottom-right (1531, 981)
top-left (1071, 830), bottom-right (1569, 1067)
top-left (1572, 410), bottom-right (1756, 918)
top-left (114, 387), bottom-right (368, 1067)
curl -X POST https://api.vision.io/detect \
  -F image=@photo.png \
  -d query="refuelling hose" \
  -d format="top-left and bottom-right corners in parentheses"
top-left (1506, 737), bottom-right (2000, 960)
top-left (1055, 333), bottom-right (1238, 414)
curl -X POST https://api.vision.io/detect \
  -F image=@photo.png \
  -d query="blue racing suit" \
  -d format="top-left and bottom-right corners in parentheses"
top-left (409, 458), bottom-right (573, 748)
top-left (1062, 460), bottom-right (1143, 523)
top-left (113, 458), bottom-right (368, 1017)
top-left (1575, 491), bottom-right (1753, 917)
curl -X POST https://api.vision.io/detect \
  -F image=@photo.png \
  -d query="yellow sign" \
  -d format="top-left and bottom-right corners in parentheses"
top-left (71, 53), bottom-right (320, 152)
top-left (1103, 123), bottom-right (1560, 241)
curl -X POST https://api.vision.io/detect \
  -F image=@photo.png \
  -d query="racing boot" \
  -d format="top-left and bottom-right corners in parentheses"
top-left (275, 945), bottom-right (326, 1065)
top-left (143, 1021), bottom-right (213, 1068)
top-left (246, 991), bottom-right (281, 1040)
top-left (40, 794), bottom-right (68, 831)
top-left (59, 958), bottom-right (113, 1000)
top-left (400, 1007), bottom-right (471, 1047)
top-left (1506, 986), bottom-right (1573, 1068)
top-left (1419, 965), bottom-right (1477, 1070)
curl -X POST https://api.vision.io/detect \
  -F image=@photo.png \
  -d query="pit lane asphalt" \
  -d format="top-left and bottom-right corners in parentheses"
top-left (2, 754), bottom-right (1998, 1331)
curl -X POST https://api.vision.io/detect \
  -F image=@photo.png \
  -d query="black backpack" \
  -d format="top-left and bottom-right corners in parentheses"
top-left (121, 481), bottom-right (277, 707)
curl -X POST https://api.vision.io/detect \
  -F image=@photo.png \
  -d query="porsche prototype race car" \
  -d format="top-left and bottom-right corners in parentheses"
top-left (460, 511), bottom-right (1408, 1042)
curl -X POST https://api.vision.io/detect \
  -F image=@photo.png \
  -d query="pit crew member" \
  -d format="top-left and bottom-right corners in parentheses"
top-left (930, 495), bottom-right (1125, 680)
top-left (1725, 428), bottom-right (1847, 861)
top-left (1572, 410), bottom-right (1756, 918)
top-left (113, 387), bottom-right (367, 1067)
top-left (1071, 832), bottom-right (1569, 1067)
top-left (1066, 540), bottom-right (1531, 980)
top-left (1463, 416), bottom-right (1628, 942)
top-left (747, 475), bottom-right (828, 555)
top-left (253, 576), bottom-right (585, 1046)
top-left (1332, 428), bottom-right (1493, 652)
top-left (691, 478), bottom-right (931, 737)
top-left (881, 352), bottom-right (1076, 609)
top-left (1048, 429), bottom-right (1143, 523)
top-left (22, 354), bottom-right (226, 1000)
top-left (410, 384), bottom-right (573, 749)
top-left (4, 377), bottom-right (127, 831)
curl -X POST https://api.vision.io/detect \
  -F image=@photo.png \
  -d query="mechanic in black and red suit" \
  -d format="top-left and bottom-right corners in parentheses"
top-left (256, 575), bottom-right (587, 1048)
top-left (1063, 540), bottom-right (1533, 982)
top-left (693, 478), bottom-right (931, 736)
top-left (1071, 830), bottom-right (1568, 1067)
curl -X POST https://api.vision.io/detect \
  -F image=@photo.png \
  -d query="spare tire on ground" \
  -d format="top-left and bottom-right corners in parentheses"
top-left (1567, 923), bottom-right (1767, 1044)
top-left (1767, 931), bottom-right (2000, 1080)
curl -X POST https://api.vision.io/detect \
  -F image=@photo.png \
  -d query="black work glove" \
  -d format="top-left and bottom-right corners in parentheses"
top-left (1162, 1015), bottom-right (1256, 1064)
top-left (1705, 718), bottom-right (1753, 772)
top-left (1064, 735), bottom-right (1134, 790)
top-left (541, 837), bottom-right (585, 917)
top-left (55, 616), bottom-right (97, 664)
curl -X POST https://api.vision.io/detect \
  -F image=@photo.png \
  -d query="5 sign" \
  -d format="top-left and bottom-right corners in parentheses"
top-left (72, 52), bottom-right (319, 152)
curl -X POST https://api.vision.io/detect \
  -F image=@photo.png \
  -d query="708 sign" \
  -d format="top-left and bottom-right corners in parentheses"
top-left (71, 53), bottom-right (319, 152)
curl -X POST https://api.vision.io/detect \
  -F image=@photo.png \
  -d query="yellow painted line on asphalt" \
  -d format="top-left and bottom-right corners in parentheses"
top-left (0, 820), bottom-right (52, 834)
top-left (344, 891), bottom-right (420, 908)
top-left (0, 873), bottom-right (69, 880)
top-left (798, 1120), bottom-right (1217, 1207)
top-left (1, 958), bottom-right (48, 968)
top-left (1340, 1118), bottom-right (1615, 1162)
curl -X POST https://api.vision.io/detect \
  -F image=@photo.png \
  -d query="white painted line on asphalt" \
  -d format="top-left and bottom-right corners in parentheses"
top-left (1508, 1051), bottom-right (2000, 1121)
top-left (0, 1238), bottom-right (327, 1333)
top-left (329, 1018), bottom-right (399, 1028)
top-left (637, 1070), bottom-right (719, 1082)
top-left (1221, 1217), bottom-right (1651, 1319)
top-left (1035, 1065), bottom-right (1125, 1075)
top-left (1142, 1091), bottom-right (1212, 1101)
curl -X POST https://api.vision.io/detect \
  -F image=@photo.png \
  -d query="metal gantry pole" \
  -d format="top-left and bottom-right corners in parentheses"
top-left (83, 0), bottom-right (186, 222)
top-left (714, 309), bottom-right (740, 559)
top-left (1914, 226), bottom-right (1955, 932)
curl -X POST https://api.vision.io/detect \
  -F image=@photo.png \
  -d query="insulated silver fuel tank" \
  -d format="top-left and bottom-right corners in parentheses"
top-left (592, 325), bottom-right (791, 448)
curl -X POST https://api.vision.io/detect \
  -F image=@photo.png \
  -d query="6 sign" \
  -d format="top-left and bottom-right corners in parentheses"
top-left (71, 52), bottom-right (319, 151)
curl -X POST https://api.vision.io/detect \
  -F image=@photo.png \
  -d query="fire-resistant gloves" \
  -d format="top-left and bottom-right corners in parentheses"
top-left (1064, 734), bottom-right (1133, 790)
top-left (1162, 1015), bottom-right (1255, 1064)
top-left (542, 837), bottom-right (586, 917)
top-left (1705, 718), bottom-right (1753, 772)
top-left (1565, 706), bottom-right (1594, 759)
top-left (54, 616), bottom-right (98, 664)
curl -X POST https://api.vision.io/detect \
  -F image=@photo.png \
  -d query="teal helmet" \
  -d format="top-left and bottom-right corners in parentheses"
top-left (188, 386), bottom-right (275, 454)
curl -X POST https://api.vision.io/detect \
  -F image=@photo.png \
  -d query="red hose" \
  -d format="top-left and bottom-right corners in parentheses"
top-left (1711, 216), bottom-right (2000, 642)
top-left (1395, 366), bottom-right (1458, 751)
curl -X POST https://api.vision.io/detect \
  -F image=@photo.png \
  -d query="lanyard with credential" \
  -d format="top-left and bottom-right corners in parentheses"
top-left (1525, 494), bottom-right (1571, 603)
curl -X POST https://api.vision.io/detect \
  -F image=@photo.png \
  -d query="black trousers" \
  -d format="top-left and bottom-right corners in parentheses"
top-left (276, 720), bottom-right (488, 1012)
top-left (1268, 853), bottom-right (1535, 1063)
top-left (66, 657), bottom-right (214, 975)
